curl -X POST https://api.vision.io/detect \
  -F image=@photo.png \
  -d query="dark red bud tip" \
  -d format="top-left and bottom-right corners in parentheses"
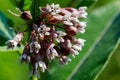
top-left (21, 11), bottom-right (32, 21)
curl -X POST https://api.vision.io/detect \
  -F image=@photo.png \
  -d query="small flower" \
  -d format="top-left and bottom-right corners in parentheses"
top-left (6, 40), bottom-right (18, 49)
top-left (70, 16), bottom-right (80, 23)
top-left (6, 33), bottom-right (24, 49)
top-left (47, 3), bottom-right (61, 15)
top-left (76, 38), bottom-right (86, 46)
top-left (30, 41), bottom-right (41, 53)
top-left (78, 6), bottom-right (87, 11)
top-left (13, 33), bottom-right (24, 41)
top-left (72, 44), bottom-right (82, 51)
top-left (61, 8), bottom-right (72, 16)
top-left (70, 48), bottom-right (79, 58)
top-left (78, 7), bottom-right (88, 18)
top-left (19, 54), bottom-right (30, 63)
top-left (46, 43), bottom-right (58, 60)
top-left (65, 8), bottom-right (80, 18)
top-left (59, 56), bottom-right (71, 65)
top-left (38, 24), bottom-right (50, 37)
top-left (53, 15), bottom-right (63, 21)
top-left (77, 22), bottom-right (87, 34)
top-left (63, 14), bottom-right (73, 26)
top-left (40, 3), bottom-right (61, 15)
top-left (46, 47), bottom-right (58, 60)
top-left (78, 27), bottom-right (85, 34)
top-left (63, 14), bottom-right (80, 26)
top-left (30, 69), bottom-right (39, 77)
top-left (70, 38), bottom-right (86, 58)
top-left (35, 61), bottom-right (47, 72)
top-left (54, 31), bottom-right (66, 43)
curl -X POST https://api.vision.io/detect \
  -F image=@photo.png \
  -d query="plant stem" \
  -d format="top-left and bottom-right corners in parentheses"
top-left (33, 76), bottom-right (38, 80)
top-left (33, 0), bottom-right (36, 19)
top-left (29, 63), bottom-right (32, 80)
top-left (29, 63), bottom-right (38, 80)
top-left (29, 1), bottom-right (37, 79)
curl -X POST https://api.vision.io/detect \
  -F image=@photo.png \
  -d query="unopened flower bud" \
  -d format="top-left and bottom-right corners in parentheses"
top-left (59, 56), bottom-right (71, 65)
top-left (65, 26), bottom-right (78, 36)
top-left (21, 11), bottom-right (32, 21)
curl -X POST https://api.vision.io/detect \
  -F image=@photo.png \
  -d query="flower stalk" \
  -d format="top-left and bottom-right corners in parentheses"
top-left (33, 77), bottom-right (38, 80)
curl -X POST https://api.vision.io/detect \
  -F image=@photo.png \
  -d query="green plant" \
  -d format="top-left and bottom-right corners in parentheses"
top-left (0, 0), bottom-right (120, 80)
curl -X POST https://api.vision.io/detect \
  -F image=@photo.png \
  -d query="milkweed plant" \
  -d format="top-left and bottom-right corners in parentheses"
top-left (6, 1), bottom-right (87, 79)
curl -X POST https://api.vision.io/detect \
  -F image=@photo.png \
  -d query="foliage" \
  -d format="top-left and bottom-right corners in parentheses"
top-left (0, 0), bottom-right (120, 80)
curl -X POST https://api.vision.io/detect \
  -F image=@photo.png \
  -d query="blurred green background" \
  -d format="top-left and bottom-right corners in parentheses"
top-left (0, 0), bottom-right (120, 80)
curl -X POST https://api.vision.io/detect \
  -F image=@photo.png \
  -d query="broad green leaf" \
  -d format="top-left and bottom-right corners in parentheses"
top-left (38, 0), bottom-right (97, 7)
top-left (0, 0), bottom-right (30, 46)
top-left (0, 0), bottom-right (25, 31)
top-left (88, 0), bottom-right (118, 12)
top-left (97, 43), bottom-right (120, 80)
top-left (71, 0), bottom-right (97, 8)
top-left (69, 5), bottom-right (120, 80)
top-left (10, 0), bottom-right (97, 10)
top-left (23, 0), bottom-right (33, 10)
top-left (42, 1), bottom-right (120, 80)
top-left (0, 51), bottom-right (29, 80)
top-left (9, 0), bottom-right (23, 10)
top-left (30, 0), bottom-right (41, 18)
top-left (0, 46), bottom-right (23, 53)
top-left (0, 12), bottom-right (15, 45)
top-left (9, 0), bottom-right (33, 11)
top-left (91, 0), bottom-right (115, 8)
top-left (0, 0), bottom-right (120, 80)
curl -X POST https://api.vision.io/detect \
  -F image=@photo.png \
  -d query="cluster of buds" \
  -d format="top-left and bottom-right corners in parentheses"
top-left (6, 3), bottom-right (87, 77)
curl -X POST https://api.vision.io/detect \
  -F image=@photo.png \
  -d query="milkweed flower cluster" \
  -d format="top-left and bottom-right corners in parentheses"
top-left (6, 3), bottom-right (87, 77)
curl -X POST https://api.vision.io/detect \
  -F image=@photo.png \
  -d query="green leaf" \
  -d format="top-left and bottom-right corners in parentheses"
top-left (71, 0), bottom-right (97, 8)
top-left (91, 0), bottom-right (115, 8)
top-left (69, 4), bottom-right (120, 80)
top-left (0, 0), bottom-right (120, 80)
top-left (88, 0), bottom-right (118, 12)
top-left (30, 0), bottom-right (41, 19)
top-left (38, 0), bottom-right (97, 7)
top-left (23, 0), bottom-right (33, 10)
top-left (9, 0), bottom-right (33, 11)
top-left (0, 51), bottom-right (29, 80)
top-left (0, 0), bottom-right (25, 29)
top-left (9, 0), bottom-right (23, 10)
top-left (0, 46), bottom-right (23, 53)
top-left (0, 12), bottom-right (15, 45)
top-left (43, 1), bottom-right (120, 80)
top-left (97, 42), bottom-right (120, 80)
